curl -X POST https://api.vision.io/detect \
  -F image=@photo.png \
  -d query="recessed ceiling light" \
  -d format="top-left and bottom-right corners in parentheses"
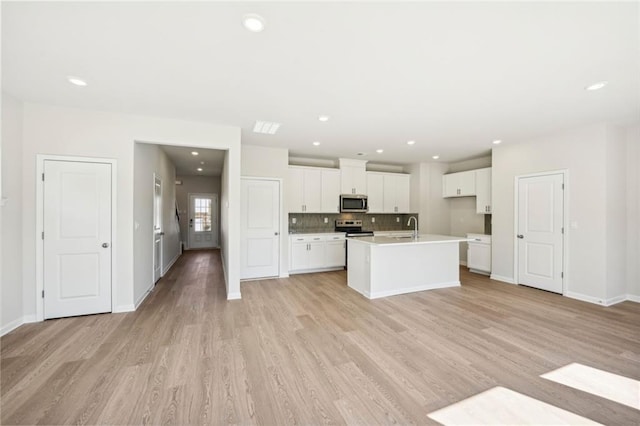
top-left (585, 81), bottom-right (608, 91)
top-left (67, 76), bottom-right (87, 86)
top-left (200, 161), bottom-right (205, 165)
top-left (242, 14), bottom-right (265, 32)
top-left (492, 140), bottom-right (502, 145)
top-left (197, 168), bottom-right (203, 172)
top-left (432, 155), bottom-right (440, 160)
top-left (191, 151), bottom-right (199, 156)
top-left (318, 115), bottom-right (330, 122)
top-left (407, 140), bottom-right (416, 145)
top-left (312, 141), bottom-right (321, 146)
top-left (376, 149), bottom-right (384, 154)
top-left (253, 120), bottom-right (281, 135)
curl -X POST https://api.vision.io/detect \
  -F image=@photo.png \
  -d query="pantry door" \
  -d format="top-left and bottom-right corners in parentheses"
top-left (43, 159), bottom-right (113, 319)
top-left (517, 173), bottom-right (565, 294)
top-left (240, 178), bottom-right (280, 279)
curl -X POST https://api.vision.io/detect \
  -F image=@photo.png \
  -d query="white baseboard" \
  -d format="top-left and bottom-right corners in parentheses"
top-left (112, 304), bottom-right (136, 313)
top-left (163, 252), bottom-right (181, 275)
top-left (279, 272), bottom-right (290, 278)
top-left (469, 268), bottom-right (491, 276)
top-left (227, 292), bottom-right (241, 300)
top-left (1, 317), bottom-right (25, 336)
top-left (490, 274), bottom-right (516, 284)
top-left (459, 260), bottom-right (467, 266)
top-left (0, 314), bottom-right (38, 337)
top-left (566, 291), bottom-right (606, 306)
top-left (627, 294), bottom-right (640, 303)
top-left (605, 295), bottom-right (628, 306)
top-left (366, 281), bottom-right (460, 299)
top-left (289, 266), bottom-right (345, 275)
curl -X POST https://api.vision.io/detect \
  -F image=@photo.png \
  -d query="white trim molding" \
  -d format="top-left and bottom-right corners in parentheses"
top-left (490, 274), bottom-right (516, 284)
top-left (627, 294), bottom-right (640, 303)
top-left (1, 317), bottom-right (25, 336)
top-left (163, 252), bottom-right (181, 275)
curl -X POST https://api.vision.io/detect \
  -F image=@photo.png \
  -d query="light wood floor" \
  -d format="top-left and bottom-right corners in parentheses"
top-left (2, 250), bottom-right (639, 425)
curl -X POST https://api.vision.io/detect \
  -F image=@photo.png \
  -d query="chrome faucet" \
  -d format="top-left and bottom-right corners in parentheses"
top-left (407, 216), bottom-right (418, 238)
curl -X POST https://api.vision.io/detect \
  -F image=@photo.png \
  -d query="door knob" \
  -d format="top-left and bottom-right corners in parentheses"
top-left (517, 234), bottom-right (524, 239)
top-left (102, 242), bottom-right (110, 248)
top-left (274, 232), bottom-right (279, 236)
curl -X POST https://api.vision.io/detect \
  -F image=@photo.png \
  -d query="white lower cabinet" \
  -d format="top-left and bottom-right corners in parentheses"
top-left (467, 233), bottom-right (491, 275)
top-left (289, 234), bottom-right (346, 274)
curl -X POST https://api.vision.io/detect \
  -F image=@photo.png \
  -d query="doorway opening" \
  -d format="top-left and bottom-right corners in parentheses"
top-left (188, 193), bottom-right (219, 249)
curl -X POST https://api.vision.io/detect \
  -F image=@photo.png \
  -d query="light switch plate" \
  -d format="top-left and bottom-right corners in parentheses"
top-left (396, 217), bottom-right (400, 222)
top-left (292, 218), bottom-right (297, 224)
top-left (371, 217), bottom-right (375, 223)
top-left (324, 217), bottom-right (328, 223)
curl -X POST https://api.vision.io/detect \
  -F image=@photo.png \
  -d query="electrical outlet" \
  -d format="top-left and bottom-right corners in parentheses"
top-left (371, 217), bottom-right (375, 223)
top-left (324, 217), bottom-right (328, 223)
top-left (292, 217), bottom-right (297, 224)
top-left (396, 217), bottom-right (400, 223)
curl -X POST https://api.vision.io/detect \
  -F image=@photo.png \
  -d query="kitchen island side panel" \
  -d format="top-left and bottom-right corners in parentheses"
top-left (368, 242), bottom-right (461, 298)
top-left (347, 239), bottom-right (371, 297)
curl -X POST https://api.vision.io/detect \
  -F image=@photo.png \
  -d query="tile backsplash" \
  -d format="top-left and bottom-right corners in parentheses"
top-left (289, 213), bottom-right (419, 233)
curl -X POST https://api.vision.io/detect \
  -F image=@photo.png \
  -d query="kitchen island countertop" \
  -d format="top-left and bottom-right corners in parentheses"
top-left (348, 234), bottom-right (470, 245)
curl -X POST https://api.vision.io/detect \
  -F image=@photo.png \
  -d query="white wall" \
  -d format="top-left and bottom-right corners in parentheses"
top-left (15, 102), bottom-right (240, 321)
top-left (241, 144), bottom-right (290, 277)
top-left (447, 156), bottom-right (492, 173)
top-left (1, 93), bottom-right (25, 334)
top-left (493, 124), bottom-right (617, 303)
top-left (605, 127), bottom-right (628, 301)
top-left (175, 175), bottom-right (222, 247)
top-left (133, 143), bottom-right (181, 307)
top-left (409, 162), bottom-right (451, 235)
top-left (627, 126), bottom-right (640, 299)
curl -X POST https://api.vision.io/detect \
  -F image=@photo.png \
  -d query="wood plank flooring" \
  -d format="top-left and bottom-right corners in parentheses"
top-left (2, 250), bottom-right (639, 425)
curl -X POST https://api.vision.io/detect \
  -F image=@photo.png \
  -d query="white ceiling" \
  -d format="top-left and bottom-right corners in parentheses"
top-left (160, 145), bottom-right (226, 177)
top-left (3, 2), bottom-right (639, 164)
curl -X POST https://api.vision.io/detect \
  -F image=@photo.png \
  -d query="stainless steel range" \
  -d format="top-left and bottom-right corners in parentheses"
top-left (335, 219), bottom-right (373, 268)
top-left (335, 219), bottom-right (374, 237)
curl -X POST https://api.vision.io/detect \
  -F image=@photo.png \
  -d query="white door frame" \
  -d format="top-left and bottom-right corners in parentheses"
top-left (153, 173), bottom-right (163, 283)
top-left (187, 192), bottom-right (219, 249)
top-left (513, 169), bottom-right (569, 295)
top-left (35, 154), bottom-right (118, 322)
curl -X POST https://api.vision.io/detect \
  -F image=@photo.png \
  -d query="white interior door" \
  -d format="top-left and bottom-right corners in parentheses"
top-left (188, 193), bottom-right (218, 249)
top-left (43, 160), bottom-right (112, 319)
top-left (153, 175), bottom-right (163, 283)
top-left (240, 179), bottom-right (280, 279)
top-left (517, 173), bottom-right (564, 293)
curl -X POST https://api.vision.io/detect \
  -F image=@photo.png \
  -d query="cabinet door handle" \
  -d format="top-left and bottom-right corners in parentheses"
top-left (517, 234), bottom-right (524, 239)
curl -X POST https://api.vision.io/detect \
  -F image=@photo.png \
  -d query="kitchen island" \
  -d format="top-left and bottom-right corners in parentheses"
top-left (347, 234), bottom-right (470, 299)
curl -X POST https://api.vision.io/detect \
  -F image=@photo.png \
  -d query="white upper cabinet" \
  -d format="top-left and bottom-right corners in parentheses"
top-left (443, 170), bottom-right (476, 197)
top-left (321, 169), bottom-right (341, 213)
top-left (475, 168), bottom-right (492, 214)
top-left (366, 173), bottom-right (384, 213)
top-left (288, 166), bottom-right (340, 213)
top-left (367, 172), bottom-right (411, 213)
top-left (339, 158), bottom-right (367, 195)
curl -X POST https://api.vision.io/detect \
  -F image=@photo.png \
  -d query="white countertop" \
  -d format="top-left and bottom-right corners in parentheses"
top-left (348, 234), bottom-right (471, 246)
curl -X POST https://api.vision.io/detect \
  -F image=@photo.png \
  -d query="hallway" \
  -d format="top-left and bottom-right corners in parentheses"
top-left (2, 250), bottom-right (639, 424)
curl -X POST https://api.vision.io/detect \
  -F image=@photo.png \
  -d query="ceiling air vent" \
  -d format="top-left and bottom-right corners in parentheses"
top-left (253, 120), bottom-right (281, 135)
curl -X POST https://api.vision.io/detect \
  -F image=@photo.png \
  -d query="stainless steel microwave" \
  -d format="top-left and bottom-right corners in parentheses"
top-left (340, 194), bottom-right (368, 213)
